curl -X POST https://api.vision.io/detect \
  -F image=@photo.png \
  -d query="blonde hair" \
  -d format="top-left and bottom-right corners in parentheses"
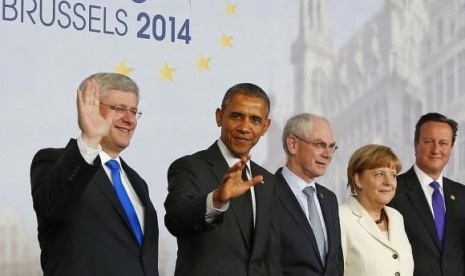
top-left (347, 144), bottom-right (401, 194)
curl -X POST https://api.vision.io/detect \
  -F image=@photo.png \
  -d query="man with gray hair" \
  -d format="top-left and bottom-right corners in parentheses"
top-left (30, 73), bottom-right (159, 276)
top-left (275, 113), bottom-right (343, 275)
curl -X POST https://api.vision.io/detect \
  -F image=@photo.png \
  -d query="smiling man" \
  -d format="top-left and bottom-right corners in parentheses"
top-left (164, 83), bottom-right (281, 276)
top-left (389, 112), bottom-right (465, 276)
top-left (274, 113), bottom-right (343, 276)
top-left (30, 73), bottom-right (159, 276)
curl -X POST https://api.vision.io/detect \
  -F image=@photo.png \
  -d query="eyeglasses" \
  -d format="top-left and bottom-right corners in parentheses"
top-left (293, 134), bottom-right (338, 153)
top-left (100, 103), bottom-right (142, 120)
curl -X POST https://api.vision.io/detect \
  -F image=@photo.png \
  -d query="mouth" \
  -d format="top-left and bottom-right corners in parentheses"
top-left (233, 135), bottom-right (251, 144)
top-left (115, 126), bottom-right (132, 134)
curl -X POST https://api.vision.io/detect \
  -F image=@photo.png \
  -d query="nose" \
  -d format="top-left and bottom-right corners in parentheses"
top-left (121, 110), bottom-right (137, 123)
top-left (431, 142), bottom-right (441, 153)
top-left (238, 118), bottom-right (252, 132)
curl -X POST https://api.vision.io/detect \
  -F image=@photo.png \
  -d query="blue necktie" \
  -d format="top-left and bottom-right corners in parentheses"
top-left (303, 186), bottom-right (326, 263)
top-left (106, 160), bottom-right (143, 247)
top-left (430, 181), bottom-right (445, 246)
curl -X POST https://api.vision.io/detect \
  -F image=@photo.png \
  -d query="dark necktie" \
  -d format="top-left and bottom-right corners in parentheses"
top-left (303, 186), bottom-right (326, 263)
top-left (241, 167), bottom-right (254, 245)
top-left (430, 181), bottom-right (445, 246)
top-left (106, 160), bottom-right (143, 247)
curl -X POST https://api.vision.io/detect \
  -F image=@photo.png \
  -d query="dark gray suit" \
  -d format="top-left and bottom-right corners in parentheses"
top-left (389, 167), bottom-right (465, 276)
top-left (30, 139), bottom-right (159, 276)
top-left (164, 142), bottom-right (280, 276)
top-left (275, 168), bottom-right (343, 276)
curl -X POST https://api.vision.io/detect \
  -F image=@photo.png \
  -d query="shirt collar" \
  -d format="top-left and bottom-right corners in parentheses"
top-left (282, 165), bottom-right (316, 192)
top-left (217, 139), bottom-right (251, 170)
top-left (413, 164), bottom-right (443, 189)
top-left (99, 152), bottom-right (122, 170)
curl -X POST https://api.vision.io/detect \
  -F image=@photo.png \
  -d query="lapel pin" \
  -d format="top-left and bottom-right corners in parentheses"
top-left (319, 192), bottom-right (324, 199)
top-left (450, 195), bottom-right (456, 200)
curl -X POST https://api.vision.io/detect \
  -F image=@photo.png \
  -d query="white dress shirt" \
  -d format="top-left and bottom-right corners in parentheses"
top-left (76, 136), bottom-right (145, 232)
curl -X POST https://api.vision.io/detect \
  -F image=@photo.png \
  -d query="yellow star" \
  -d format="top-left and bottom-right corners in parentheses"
top-left (114, 60), bottom-right (134, 76)
top-left (220, 34), bottom-right (233, 48)
top-left (225, 4), bottom-right (237, 15)
top-left (158, 61), bottom-right (177, 81)
top-left (196, 55), bottom-right (212, 72)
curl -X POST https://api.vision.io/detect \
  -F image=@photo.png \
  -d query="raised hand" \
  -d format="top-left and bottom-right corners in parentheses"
top-left (213, 155), bottom-right (264, 208)
top-left (77, 79), bottom-right (112, 149)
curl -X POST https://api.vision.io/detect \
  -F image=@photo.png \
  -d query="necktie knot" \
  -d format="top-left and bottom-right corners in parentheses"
top-left (106, 159), bottom-right (120, 172)
top-left (430, 181), bottom-right (441, 192)
top-left (303, 186), bottom-right (316, 198)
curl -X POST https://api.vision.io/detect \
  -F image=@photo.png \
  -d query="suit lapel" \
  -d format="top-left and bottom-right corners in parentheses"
top-left (442, 178), bottom-right (459, 250)
top-left (94, 158), bottom-right (148, 248)
top-left (316, 184), bottom-right (335, 255)
top-left (93, 167), bottom-right (134, 235)
top-left (250, 163), bottom-right (274, 257)
top-left (403, 168), bottom-right (441, 248)
top-left (205, 143), bottom-right (254, 249)
top-left (347, 197), bottom-right (399, 252)
top-left (276, 170), bottom-right (322, 260)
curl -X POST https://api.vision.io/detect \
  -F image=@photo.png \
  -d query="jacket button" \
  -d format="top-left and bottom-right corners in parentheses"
top-left (392, 253), bottom-right (398, 259)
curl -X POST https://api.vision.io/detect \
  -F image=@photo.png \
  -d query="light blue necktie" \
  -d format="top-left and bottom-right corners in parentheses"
top-left (430, 181), bottom-right (445, 246)
top-left (106, 160), bottom-right (143, 247)
top-left (303, 186), bottom-right (326, 263)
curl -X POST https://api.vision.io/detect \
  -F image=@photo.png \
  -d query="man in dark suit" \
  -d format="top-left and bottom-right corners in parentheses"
top-left (275, 113), bottom-right (343, 276)
top-left (30, 73), bottom-right (159, 276)
top-left (389, 112), bottom-right (465, 276)
top-left (164, 83), bottom-right (280, 276)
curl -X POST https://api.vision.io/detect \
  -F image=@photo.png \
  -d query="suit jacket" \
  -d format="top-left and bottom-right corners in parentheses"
top-left (275, 168), bottom-right (343, 276)
top-left (340, 196), bottom-right (414, 276)
top-left (164, 142), bottom-right (281, 276)
top-left (30, 139), bottom-right (159, 276)
top-left (389, 166), bottom-right (465, 276)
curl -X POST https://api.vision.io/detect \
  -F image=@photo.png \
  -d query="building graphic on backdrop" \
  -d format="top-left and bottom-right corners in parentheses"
top-left (3, 0), bottom-right (465, 275)
top-left (271, 0), bottom-right (465, 200)
top-left (0, 208), bottom-right (41, 276)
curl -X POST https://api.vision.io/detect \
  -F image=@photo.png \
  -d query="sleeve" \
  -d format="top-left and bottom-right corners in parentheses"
top-left (30, 139), bottom-right (99, 221)
top-left (164, 157), bottom-right (224, 237)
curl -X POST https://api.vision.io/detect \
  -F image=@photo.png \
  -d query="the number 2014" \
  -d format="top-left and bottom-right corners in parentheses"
top-left (137, 13), bottom-right (191, 44)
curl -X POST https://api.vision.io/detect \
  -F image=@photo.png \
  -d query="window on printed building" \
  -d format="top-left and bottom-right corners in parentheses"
top-left (437, 18), bottom-right (444, 47)
top-left (459, 50), bottom-right (465, 94)
top-left (446, 58), bottom-right (455, 103)
top-left (435, 67), bottom-right (444, 109)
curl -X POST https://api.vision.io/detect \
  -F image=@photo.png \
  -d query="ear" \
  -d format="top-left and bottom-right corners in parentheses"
top-left (215, 108), bottom-right (223, 127)
top-left (354, 173), bottom-right (363, 189)
top-left (261, 118), bottom-right (271, 136)
top-left (286, 135), bottom-right (298, 155)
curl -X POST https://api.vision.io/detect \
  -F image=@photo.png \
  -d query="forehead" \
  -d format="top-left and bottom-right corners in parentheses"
top-left (101, 90), bottom-right (138, 105)
top-left (225, 94), bottom-right (268, 114)
top-left (419, 121), bottom-right (452, 138)
top-left (308, 118), bottom-right (334, 140)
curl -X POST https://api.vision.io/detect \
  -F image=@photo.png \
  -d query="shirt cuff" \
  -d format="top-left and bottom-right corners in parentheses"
top-left (205, 190), bottom-right (229, 223)
top-left (77, 136), bottom-right (101, 165)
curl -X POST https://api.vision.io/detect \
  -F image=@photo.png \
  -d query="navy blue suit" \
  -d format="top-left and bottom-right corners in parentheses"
top-left (275, 168), bottom-right (343, 276)
top-left (389, 167), bottom-right (465, 276)
top-left (165, 142), bottom-right (280, 276)
top-left (31, 139), bottom-right (159, 276)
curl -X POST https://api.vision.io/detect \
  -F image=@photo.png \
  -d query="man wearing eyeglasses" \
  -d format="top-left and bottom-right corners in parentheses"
top-left (275, 113), bottom-right (343, 276)
top-left (30, 73), bottom-right (159, 276)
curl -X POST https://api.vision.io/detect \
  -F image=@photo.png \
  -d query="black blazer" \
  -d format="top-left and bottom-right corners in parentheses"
top-left (164, 142), bottom-right (281, 276)
top-left (30, 139), bottom-right (159, 276)
top-left (275, 168), bottom-right (343, 276)
top-left (389, 167), bottom-right (465, 276)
